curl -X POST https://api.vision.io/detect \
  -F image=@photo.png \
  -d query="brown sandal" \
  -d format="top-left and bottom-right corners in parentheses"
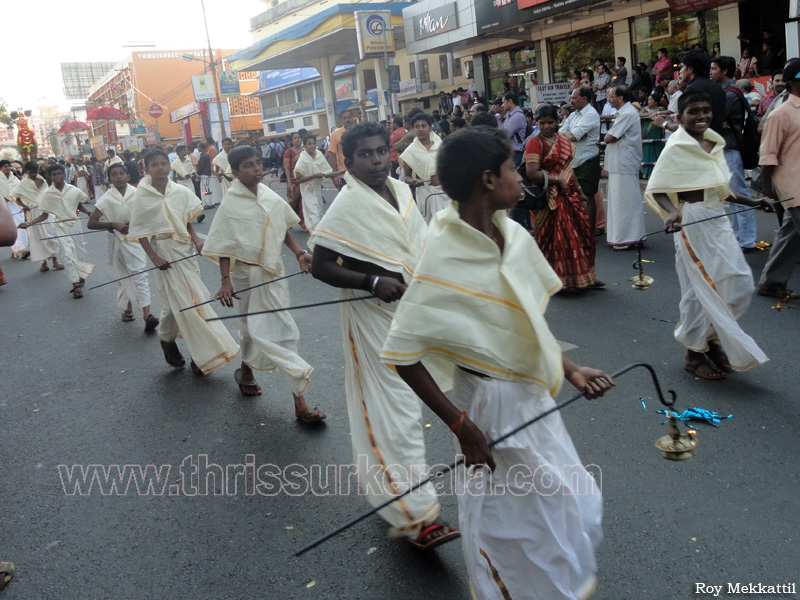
top-left (71, 285), bottom-right (83, 299)
top-left (706, 340), bottom-right (732, 373)
top-left (684, 357), bottom-right (725, 380)
top-left (160, 340), bottom-right (185, 367)
top-left (408, 522), bottom-right (461, 550)
top-left (144, 314), bottom-right (160, 333)
top-left (121, 310), bottom-right (135, 322)
top-left (0, 561), bottom-right (14, 590)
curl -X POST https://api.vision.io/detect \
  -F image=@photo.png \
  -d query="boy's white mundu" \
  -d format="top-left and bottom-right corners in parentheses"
top-left (399, 132), bottom-right (450, 223)
top-left (309, 172), bottom-right (442, 537)
top-left (203, 179), bottom-right (313, 395)
top-left (382, 205), bottom-right (602, 600)
top-left (12, 175), bottom-right (57, 263)
top-left (293, 149), bottom-right (332, 232)
top-left (95, 184), bottom-right (151, 311)
top-left (644, 126), bottom-right (768, 370)
top-left (39, 183), bottom-right (95, 282)
top-left (128, 176), bottom-right (239, 374)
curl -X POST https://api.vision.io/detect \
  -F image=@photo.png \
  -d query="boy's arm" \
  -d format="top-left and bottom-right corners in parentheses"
top-left (283, 231), bottom-right (312, 272)
top-left (87, 207), bottom-right (128, 234)
top-left (310, 244), bottom-right (406, 302)
top-left (651, 192), bottom-right (682, 232)
top-left (0, 199), bottom-right (16, 246)
top-left (139, 236), bottom-right (170, 270)
top-left (215, 256), bottom-right (238, 307)
top-left (186, 222), bottom-right (203, 253)
top-left (77, 202), bottom-right (92, 216)
top-left (562, 356), bottom-right (615, 399)
top-left (395, 362), bottom-right (496, 470)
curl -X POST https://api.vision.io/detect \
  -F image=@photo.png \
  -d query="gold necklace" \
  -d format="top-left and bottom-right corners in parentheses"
top-left (540, 133), bottom-right (557, 145)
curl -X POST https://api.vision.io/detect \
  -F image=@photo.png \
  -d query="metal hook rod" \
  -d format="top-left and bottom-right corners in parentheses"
top-left (295, 361), bottom-right (675, 556)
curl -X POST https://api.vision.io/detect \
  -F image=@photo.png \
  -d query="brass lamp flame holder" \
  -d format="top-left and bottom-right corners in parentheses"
top-left (655, 413), bottom-right (698, 460)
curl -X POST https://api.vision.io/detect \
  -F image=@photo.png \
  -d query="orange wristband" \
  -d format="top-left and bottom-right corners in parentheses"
top-left (449, 410), bottom-right (468, 435)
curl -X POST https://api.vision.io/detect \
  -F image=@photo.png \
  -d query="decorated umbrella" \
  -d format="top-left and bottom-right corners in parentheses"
top-left (85, 107), bottom-right (129, 121)
top-left (57, 121), bottom-right (91, 134)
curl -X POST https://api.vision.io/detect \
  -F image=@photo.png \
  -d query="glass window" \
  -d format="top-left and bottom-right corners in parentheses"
top-left (284, 119), bottom-right (294, 129)
top-left (278, 88), bottom-right (295, 105)
top-left (549, 25), bottom-right (614, 83)
top-left (409, 62), bottom-right (416, 80)
top-left (453, 58), bottom-right (462, 78)
top-left (303, 116), bottom-right (313, 126)
top-left (439, 55), bottom-right (449, 80)
top-left (419, 59), bottom-right (430, 83)
top-left (632, 9), bottom-right (720, 76)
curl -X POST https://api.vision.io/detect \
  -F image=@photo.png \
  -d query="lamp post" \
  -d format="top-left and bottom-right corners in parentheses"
top-left (181, 0), bottom-right (227, 139)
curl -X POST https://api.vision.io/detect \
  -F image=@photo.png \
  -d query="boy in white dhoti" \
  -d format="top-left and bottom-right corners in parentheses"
top-left (293, 133), bottom-right (343, 232)
top-left (128, 149), bottom-right (239, 374)
top-left (0, 160), bottom-right (28, 259)
top-left (203, 146), bottom-right (325, 423)
top-left (171, 145), bottom-right (196, 192)
top-left (212, 137), bottom-right (234, 199)
top-left (644, 90), bottom-right (772, 380)
top-left (87, 162), bottom-right (158, 330)
top-left (19, 164), bottom-right (94, 298)
top-left (382, 126), bottom-right (614, 599)
top-left (310, 122), bottom-right (459, 549)
top-left (73, 158), bottom-right (90, 198)
top-left (400, 113), bottom-right (451, 223)
top-left (13, 162), bottom-right (61, 272)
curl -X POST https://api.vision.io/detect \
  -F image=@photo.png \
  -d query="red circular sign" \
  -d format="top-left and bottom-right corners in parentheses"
top-left (149, 104), bottom-right (163, 118)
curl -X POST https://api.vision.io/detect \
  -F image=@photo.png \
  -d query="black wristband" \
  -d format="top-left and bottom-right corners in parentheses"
top-left (362, 273), bottom-right (372, 291)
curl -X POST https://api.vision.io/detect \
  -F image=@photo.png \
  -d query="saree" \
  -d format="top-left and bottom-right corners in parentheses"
top-left (284, 148), bottom-right (305, 229)
top-left (641, 110), bottom-right (665, 179)
top-left (525, 134), bottom-right (595, 289)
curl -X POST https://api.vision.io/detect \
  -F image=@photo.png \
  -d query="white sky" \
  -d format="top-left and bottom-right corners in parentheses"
top-left (0, 0), bottom-right (264, 112)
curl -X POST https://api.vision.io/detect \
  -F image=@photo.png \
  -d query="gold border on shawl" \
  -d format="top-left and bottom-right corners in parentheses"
top-left (479, 548), bottom-right (513, 600)
top-left (411, 275), bottom-right (527, 314)
top-left (313, 229), bottom-right (415, 274)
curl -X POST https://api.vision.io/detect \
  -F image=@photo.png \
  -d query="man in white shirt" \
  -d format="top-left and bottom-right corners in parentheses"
top-left (561, 85), bottom-right (602, 264)
top-left (604, 85), bottom-right (646, 250)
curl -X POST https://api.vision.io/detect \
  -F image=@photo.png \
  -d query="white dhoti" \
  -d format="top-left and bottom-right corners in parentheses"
top-left (151, 237), bottom-right (239, 374)
top-left (452, 369), bottom-right (602, 600)
top-left (416, 184), bottom-right (450, 224)
top-left (7, 201), bottom-right (28, 254)
top-left (606, 172), bottom-right (646, 245)
top-left (199, 176), bottom-right (215, 208)
top-left (300, 187), bottom-right (324, 233)
top-left (340, 288), bottom-right (440, 536)
top-left (219, 177), bottom-right (231, 199)
top-left (76, 177), bottom-right (89, 197)
top-left (106, 233), bottom-right (150, 310)
top-left (176, 179), bottom-right (194, 192)
top-left (207, 176), bottom-right (223, 205)
top-left (27, 208), bottom-right (57, 263)
top-left (674, 202), bottom-right (768, 370)
top-left (52, 220), bottom-right (95, 283)
top-left (232, 263), bottom-right (312, 395)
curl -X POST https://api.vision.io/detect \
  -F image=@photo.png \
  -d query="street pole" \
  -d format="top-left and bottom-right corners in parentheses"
top-left (201, 0), bottom-right (227, 139)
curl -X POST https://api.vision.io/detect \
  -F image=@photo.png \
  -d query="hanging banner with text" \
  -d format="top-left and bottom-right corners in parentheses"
top-left (529, 83), bottom-right (571, 106)
top-left (665, 0), bottom-right (740, 16)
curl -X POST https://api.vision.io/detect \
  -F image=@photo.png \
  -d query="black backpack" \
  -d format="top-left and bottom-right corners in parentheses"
top-left (727, 85), bottom-right (760, 170)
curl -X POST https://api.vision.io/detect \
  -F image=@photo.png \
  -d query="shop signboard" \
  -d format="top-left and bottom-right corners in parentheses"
top-left (389, 65), bottom-right (401, 93)
top-left (398, 78), bottom-right (422, 97)
top-left (529, 83), bottom-right (571, 106)
top-left (170, 102), bottom-right (203, 124)
top-left (219, 71), bottom-right (241, 98)
top-left (665, 0), bottom-right (739, 15)
top-left (191, 75), bottom-right (215, 102)
top-left (355, 11), bottom-right (395, 59)
top-left (413, 3), bottom-right (458, 41)
top-left (475, 0), bottom-right (595, 33)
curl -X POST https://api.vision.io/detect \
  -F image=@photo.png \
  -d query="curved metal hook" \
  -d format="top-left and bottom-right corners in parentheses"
top-left (612, 361), bottom-right (677, 407)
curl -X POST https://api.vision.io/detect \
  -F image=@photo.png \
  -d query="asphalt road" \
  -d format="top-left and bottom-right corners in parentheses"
top-left (2, 185), bottom-right (798, 600)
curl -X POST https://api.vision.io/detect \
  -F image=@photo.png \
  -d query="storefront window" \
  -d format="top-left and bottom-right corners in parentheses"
top-left (632, 9), bottom-right (720, 78)
top-left (550, 25), bottom-right (614, 84)
top-left (485, 44), bottom-right (536, 102)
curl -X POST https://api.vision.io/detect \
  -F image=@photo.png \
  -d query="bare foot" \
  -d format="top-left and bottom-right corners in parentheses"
top-left (294, 394), bottom-right (325, 423)
top-left (234, 364), bottom-right (262, 396)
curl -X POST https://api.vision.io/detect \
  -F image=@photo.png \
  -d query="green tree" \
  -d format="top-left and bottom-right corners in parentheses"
top-left (0, 99), bottom-right (12, 127)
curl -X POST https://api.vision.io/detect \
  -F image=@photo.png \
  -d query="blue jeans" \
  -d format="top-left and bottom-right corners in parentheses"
top-left (724, 149), bottom-right (756, 248)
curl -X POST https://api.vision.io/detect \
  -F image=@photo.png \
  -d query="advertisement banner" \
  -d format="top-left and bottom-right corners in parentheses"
top-left (398, 78), bottom-right (422, 97)
top-left (191, 75), bottom-right (215, 102)
top-left (475, 0), bottom-right (596, 33)
top-left (170, 102), bottom-right (204, 123)
top-left (218, 71), bottom-right (241, 98)
top-left (529, 83), bottom-right (571, 106)
top-left (355, 11), bottom-right (395, 59)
